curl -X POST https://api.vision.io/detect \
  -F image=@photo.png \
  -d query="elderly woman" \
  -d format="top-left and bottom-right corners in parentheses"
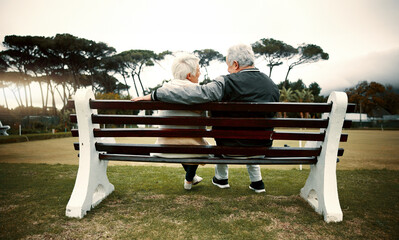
top-left (134, 53), bottom-right (208, 190)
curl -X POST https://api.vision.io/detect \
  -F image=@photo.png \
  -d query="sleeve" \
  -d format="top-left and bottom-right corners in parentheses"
top-left (153, 77), bottom-right (225, 104)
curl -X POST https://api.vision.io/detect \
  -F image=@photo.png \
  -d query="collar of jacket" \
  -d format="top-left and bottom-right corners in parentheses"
top-left (238, 67), bottom-right (260, 73)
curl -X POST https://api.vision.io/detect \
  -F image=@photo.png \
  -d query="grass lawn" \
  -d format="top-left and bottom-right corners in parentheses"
top-left (0, 164), bottom-right (398, 239)
top-left (0, 129), bottom-right (398, 239)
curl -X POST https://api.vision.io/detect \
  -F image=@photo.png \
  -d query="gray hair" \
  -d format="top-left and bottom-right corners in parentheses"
top-left (171, 53), bottom-right (200, 80)
top-left (226, 44), bottom-right (255, 67)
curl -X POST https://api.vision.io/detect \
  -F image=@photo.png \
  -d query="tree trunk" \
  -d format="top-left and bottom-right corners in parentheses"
top-left (17, 86), bottom-right (24, 107)
top-left (28, 84), bottom-right (33, 107)
top-left (269, 66), bottom-right (273, 78)
top-left (2, 88), bottom-right (9, 109)
top-left (285, 66), bottom-right (293, 81)
top-left (122, 76), bottom-right (130, 97)
top-left (45, 80), bottom-right (50, 113)
top-left (131, 73), bottom-right (140, 97)
top-left (50, 85), bottom-right (56, 115)
top-left (137, 64), bottom-right (146, 95)
top-left (11, 88), bottom-right (22, 107)
top-left (23, 84), bottom-right (28, 107)
top-left (204, 67), bottom-right (209, 80)
top-left (137, 74), bottom-right (146, 96)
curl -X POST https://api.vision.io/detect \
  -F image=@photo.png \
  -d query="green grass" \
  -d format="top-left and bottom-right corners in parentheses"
top-left (1, 163), bottom-right (398, 239)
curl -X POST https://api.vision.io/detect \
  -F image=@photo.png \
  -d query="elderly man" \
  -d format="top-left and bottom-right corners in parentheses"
top-left (134, 44), bottom-right (280, 193)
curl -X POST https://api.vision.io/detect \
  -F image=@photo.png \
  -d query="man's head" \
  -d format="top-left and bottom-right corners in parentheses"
top-left (171, 53), bottom-right (201, 83)
top-left (226, 44), bottom-right (255, 74)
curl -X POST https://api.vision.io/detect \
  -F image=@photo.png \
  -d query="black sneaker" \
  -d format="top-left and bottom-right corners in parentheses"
top-left (249, 180), bottom-right (266, 193)
top-left (212, 176), bottom-right (230, 188)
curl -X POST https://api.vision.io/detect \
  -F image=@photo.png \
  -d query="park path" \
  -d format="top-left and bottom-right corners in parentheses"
top-left (0, 137), bottom-right (297, 169)
top-left (1, 130), bottom-right (399, 170)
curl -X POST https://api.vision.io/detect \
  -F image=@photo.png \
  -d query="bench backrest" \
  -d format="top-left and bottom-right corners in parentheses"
top-left (68, 91), bottom-right (355, 165)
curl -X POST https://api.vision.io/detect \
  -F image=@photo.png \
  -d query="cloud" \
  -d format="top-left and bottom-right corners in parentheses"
top-left (303, 48), bottom-right (399, 95)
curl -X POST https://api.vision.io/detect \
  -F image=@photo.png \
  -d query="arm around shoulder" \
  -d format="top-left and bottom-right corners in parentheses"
top-left (155, 77), bottom-right (225, 104)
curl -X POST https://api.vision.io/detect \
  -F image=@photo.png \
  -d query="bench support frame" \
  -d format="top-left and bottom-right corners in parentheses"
top-left (300, 91), bottom-right (347, 223)
top-left (66, 87), bottom-right (115, 218)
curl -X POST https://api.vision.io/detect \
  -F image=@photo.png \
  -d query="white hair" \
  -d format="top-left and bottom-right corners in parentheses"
top-left (171, 53), bottom-right (199, 80)
top-left (226, 44), bottom-right (255, 67)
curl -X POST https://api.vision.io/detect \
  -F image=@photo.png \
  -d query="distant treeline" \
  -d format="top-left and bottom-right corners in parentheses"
top-left (0, 34), bottom-right (334, 112)
top-left (3, 33), bottom-right (397, 118)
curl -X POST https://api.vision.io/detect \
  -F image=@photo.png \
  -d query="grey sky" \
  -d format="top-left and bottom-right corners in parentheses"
top-left (1, 0), bottom-right (399, 107)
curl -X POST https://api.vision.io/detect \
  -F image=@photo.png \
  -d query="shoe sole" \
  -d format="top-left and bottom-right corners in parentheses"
top-left (249, 186), bottom-right (266, 193)
top-left (212, 179), bottom-right (230, 189)
top-left (193, 179), bottom-right (202, 185)
top-left (193, 180), bottom-right (202, 185)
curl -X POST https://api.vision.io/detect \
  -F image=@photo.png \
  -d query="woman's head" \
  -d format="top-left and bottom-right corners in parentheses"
top-left (172, 53), bottom-right (201, 83)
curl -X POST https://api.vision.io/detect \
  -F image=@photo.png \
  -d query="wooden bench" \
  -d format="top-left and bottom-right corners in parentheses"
top-left (66, 87), bottom-right (355, 222)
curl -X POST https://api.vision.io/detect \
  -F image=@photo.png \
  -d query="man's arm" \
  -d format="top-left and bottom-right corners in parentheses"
top-left (152, 77), bottom-right (225, 104)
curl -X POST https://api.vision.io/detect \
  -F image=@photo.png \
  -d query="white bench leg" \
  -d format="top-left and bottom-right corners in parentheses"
top-left (300, 91), bottom-right (348, 223)
top-left (66, 87), bottom-right (115, 218)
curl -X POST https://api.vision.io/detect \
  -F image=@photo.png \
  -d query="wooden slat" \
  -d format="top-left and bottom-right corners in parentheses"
top-left (68, 100), bottom-right (355, 113)
top-left (88, 100), bottom-right (333, 113)
top-left (73, 142), bottom-right (344, 157)
top-left (90, 115), bottom-right (330, 128)
top-left (67, 100), bottom-right (75, 109)
top-left (343, 120), bottom-right (352, 128)
top-left (347, 103), bottom-right (356, 113)
top-left (99, 154), bottom-right (318, 165)
top-left (92, 129), bottom-right (327, 140)
top-left (70, 114), bottom-right (77, 123)
top-left (94, 143), bottom-right (321, 157)
top-left (71, 129), bottom-right (348, 142)
top-left (72, 129), bottom-right (78, 137)
top-left (71, 114), bottom-right (352, 129)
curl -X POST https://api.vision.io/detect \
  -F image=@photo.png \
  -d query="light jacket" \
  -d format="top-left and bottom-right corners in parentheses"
top-left (151, 79), bottom-right (209, 158)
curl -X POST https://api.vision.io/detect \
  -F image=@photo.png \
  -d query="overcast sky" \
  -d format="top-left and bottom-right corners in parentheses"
top-left (1, 0), bottom-right (399, 108)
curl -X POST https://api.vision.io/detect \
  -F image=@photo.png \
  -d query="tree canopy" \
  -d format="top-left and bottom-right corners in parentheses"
top-left (252, 38), bottom-right (297, 78)
top-left (193, 49), bottom-right (224, 81)
top-left (345, 81), bottom-right (399, 116)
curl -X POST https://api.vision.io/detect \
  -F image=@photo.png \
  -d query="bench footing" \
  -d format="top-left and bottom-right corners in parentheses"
top-left (66, 87), bottom-right (115, 218)
top-left (300, 91), bottom-right (347, 223)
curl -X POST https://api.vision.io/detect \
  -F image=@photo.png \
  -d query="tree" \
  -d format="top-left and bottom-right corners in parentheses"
top-left (285, 44), bottom-right (329, 81)
top-left (101, 55), bottom-right (131, 95)
top-left (308, 82), bottom-right (321, 96)
top-left (344, 81), bottom-right (399, 116)
top-left (279, 86), bottom-right (294, 118)
top-left (293, 89), bottom-right (314, 118)
top-left (117, 50), bottom-right (158, 97)
top-left (83, 40), bottom-right (116, 89)
top-left (252, 38), bottom-right (297, 78)
top-left (278, 79), bottom-right (306, 92)
top-left (308, 82), bottom-right (326, 103)
top-left (0, 56), bottom-right (9, 108)
top-left (1, 35), bottom-right (47, 107)
top-left (193, 49), bottom-right (224, 81)
top-left (51, 34), bottom-right (88, 91)
top-left (382, 85), bottom-right (399, 115)
top-left (33, 36), bottom-right (68, 113)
